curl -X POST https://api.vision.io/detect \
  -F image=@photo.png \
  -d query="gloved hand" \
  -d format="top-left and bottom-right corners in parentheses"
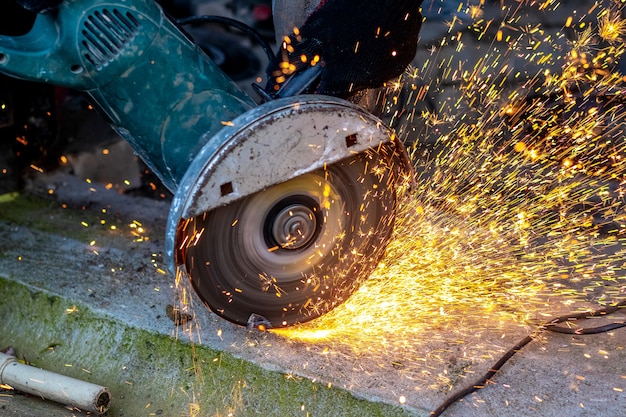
top-left (265, 0), bottom-right (423, 98)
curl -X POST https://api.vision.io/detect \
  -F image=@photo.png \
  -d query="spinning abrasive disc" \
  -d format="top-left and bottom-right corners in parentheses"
top-left (167, 96), bottom-right (412, 327)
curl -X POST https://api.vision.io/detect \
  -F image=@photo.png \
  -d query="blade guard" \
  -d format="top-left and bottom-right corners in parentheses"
top-left (166, 95), bottom-right (412, 274)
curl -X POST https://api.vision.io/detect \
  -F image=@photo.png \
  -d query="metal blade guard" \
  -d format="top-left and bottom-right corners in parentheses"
top-left (0, 0), bottom-right (412, 327)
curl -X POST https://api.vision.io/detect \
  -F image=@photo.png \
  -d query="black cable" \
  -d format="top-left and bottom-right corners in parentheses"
top-left (544, 321), bottom-right (626, 334)
top-left (177, 15), bottom-right (275, 62)
top-left (430, 334), bottom-right (535, 417)
top-left (430, 299), bottom-right (626, 417)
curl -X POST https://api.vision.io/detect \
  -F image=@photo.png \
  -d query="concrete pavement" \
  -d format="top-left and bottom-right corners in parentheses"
top-left (0, 172), bottom-right (624, 416)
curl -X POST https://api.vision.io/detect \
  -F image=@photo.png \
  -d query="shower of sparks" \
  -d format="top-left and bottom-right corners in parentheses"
top-left (274, 0), bottom-right (626, 387)
top-left (157, 2), bottom-right (626, 414)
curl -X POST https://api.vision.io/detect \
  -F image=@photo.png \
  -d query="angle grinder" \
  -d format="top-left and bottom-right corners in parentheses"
top-left (0, 0), bottom-right (413, 327)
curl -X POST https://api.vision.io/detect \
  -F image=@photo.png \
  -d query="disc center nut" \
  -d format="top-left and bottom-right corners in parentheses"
top-left (272, 204), bottom-right (318, 250)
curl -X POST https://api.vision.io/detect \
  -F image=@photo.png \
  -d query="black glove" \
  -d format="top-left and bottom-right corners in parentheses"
top-left (265, 0), bottom-right (423, 98)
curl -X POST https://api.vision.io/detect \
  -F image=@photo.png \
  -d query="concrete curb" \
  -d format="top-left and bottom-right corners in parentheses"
top-left (0, 277), bottom-right (412, 417)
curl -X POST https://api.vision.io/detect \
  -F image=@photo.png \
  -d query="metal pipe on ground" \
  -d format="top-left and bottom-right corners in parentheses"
top-left (0, 352), bottom-right (111, 414)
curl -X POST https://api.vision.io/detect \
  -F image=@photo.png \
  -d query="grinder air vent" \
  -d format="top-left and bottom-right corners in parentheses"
top-left (80, 9), bottom-right (140, 71)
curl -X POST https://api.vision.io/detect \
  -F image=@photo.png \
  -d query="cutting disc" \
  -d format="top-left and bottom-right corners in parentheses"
top-left (178, 146), bottom-right (400, 327)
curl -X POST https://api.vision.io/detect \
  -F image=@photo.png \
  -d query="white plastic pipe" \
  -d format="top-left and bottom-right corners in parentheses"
top-left (0, 352), bottom-right (111, 414)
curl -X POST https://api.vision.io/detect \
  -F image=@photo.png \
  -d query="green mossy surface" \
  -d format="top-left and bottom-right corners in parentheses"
top-left (0, 192), bottom-right (161, 247)
top-left (0, 277), bottom-right (414, 417)
top-left (0, 193), bottom-right (85, 237)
